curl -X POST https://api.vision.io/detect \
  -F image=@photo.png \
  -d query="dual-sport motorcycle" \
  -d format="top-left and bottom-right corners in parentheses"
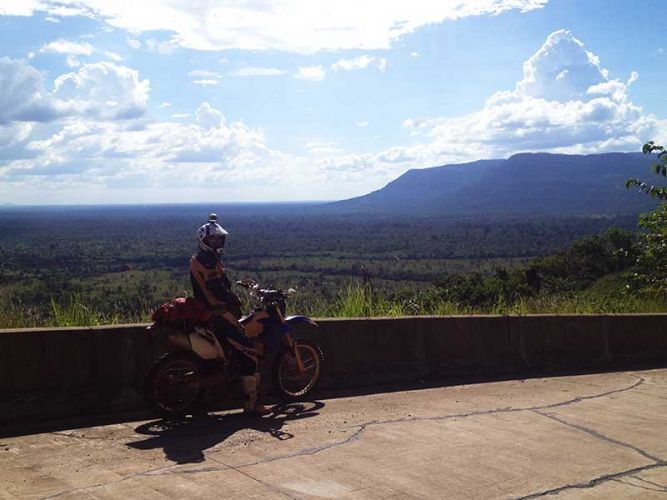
top-left (144, 279), bottom-right (323, 417)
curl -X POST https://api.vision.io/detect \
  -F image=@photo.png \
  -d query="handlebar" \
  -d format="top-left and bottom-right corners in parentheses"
top-left (235, 279), bottom-right (296, 300)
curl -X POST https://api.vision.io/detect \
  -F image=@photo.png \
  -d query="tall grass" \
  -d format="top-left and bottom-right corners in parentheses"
top-left (1, 283), bottom-right (666, 329)
top-left (0, 293), bottom-right (151, 328)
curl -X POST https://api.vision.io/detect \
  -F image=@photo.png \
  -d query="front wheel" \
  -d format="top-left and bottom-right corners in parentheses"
top-left (272, 339), bottom-right (323, 401)
top-left (144, 352), bottom-right (204, 418)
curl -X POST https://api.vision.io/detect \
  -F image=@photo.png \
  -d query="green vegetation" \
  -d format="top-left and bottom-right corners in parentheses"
top-left (1, 144), bottom-right (665, 328)
top-left (626, 141), bottom-right (667, 295)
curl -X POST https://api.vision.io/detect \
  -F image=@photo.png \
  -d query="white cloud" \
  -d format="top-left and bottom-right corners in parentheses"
top-left (3, 27), bottom-right (665, 204)
top-left (0, 122), bottom-right (32, 147)
top-left (159, 102), bottom-right (172, 108)
top-left (357, 121), bottom-right (368, 127)
top-left (390, 29), bottom-right (665, 170)
top-left (41, 39), bottom-right (94, 56)
top-left (295, 65), bottom-right (325, 81)
top-left (195, 102), bottom-right (224, 130)
top-left (188, 69), bottom-right (222, 79)
top-left (0, 0), bottom-right (43, 16)
top-left (516, 30), bottom-right (606, 102)
top-left (126, 37), bottom-right (141, 50)
top-left (192, 79), bottom-right (220, 86)
top-left (1, 104), bottom-right (299, 199)
top-left (304, 139), bottom-right (343, 155)
top-left (104, 51), bottom-right (123, 62)
top-left (0, 57), bottom-right (58, 124)
top-left (627, 71), bottom-right (639, 86)
top-left (52, 62), bottom-right (150, 120)
top-left (40, 38), bottom-right (123, 64)
top-left (44, 16), bottom-right (60, 23)
top-left (331, 55), bottom-right (386, 72)
top-left (232, 67), bottom-right (285, 77)
top-left (145, 38), bottom-right (178, 55)
top-left (410, 51), bottom-right (420, 58)
top-left (4, 0), bottom-right (549, 53)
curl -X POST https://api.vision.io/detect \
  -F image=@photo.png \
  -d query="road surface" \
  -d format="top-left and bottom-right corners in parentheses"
top-left (2, 368), bottom-right (667, 499)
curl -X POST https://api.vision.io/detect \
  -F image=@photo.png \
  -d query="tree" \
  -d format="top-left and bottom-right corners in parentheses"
top-left (626, 142), bottom-right (667, 294)
top-left (625, 141), bottom-right (667, 199)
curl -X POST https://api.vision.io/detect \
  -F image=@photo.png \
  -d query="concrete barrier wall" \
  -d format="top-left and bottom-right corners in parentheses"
top-left (1, 314), bottom-right (666, 426)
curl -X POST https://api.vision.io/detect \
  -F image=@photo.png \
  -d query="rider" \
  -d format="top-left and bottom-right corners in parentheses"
top-left (190, 213), bottom-right (270, 416)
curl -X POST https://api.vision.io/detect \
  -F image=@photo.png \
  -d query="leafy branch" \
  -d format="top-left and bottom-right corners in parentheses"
top-left (625, 141), bottom-right (667, 199)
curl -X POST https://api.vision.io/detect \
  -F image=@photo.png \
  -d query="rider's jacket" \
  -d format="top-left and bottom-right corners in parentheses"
top-left (190, 250), bottom-right (241, 317)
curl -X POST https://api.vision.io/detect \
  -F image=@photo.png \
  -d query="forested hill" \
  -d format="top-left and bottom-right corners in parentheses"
top-left (327, 152), bottom-right (659, 216)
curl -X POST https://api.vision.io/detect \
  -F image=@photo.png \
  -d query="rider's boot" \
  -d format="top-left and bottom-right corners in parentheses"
top-left (241, 373), bottom-right (271, 416)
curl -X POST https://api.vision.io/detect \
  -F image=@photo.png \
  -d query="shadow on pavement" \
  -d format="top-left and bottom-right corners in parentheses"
top-left (126, 400), bottom-right (324, 464)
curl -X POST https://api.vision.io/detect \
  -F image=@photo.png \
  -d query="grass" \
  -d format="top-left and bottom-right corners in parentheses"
top-left (0, 293), bottom-right (150, 329)
top-left (1, 282), bottom-right (666, 329)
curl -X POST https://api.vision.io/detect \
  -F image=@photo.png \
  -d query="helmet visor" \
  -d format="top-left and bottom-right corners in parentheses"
top-left (205, 234), bottom-right (226, 250)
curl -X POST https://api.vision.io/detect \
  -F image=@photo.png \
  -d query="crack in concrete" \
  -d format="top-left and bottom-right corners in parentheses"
top-left (531, 409), bottom-right (662, 462)
top-left (42, 461), bottom-right (188, 500)
top-left (519, 397), bottom-right (667, 499)
top-left (612, 477), bottom-right (667, 493)
top-left (205, 455), bottom-right (299, 499)
top-left (627, 474), bottom-right (667, 491)
top-left (213, 377), bottom-right (646, 471)
top-left (517, 463), bottom-right (667, 499)
top-left (40, 377), bottom-right (646, 498)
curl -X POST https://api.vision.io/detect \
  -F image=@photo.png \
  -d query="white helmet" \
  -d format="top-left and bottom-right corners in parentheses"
top-left (197, 213), bottom-right (229, 255)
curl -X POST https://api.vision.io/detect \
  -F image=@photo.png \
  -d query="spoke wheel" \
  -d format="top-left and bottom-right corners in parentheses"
top-left (144, 353), bottom-right (203, 417)
top-left (273, 339), bottom-right (323, 400)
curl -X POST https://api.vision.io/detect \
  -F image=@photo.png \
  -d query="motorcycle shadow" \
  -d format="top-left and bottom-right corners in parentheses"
top-left (127, 400), bottom-right (324, 464)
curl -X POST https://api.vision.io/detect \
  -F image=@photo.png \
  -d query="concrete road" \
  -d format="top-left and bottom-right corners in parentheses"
top-left (2, 369), bottom-right (667, 499)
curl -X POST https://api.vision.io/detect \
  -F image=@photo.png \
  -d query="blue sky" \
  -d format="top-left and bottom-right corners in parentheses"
top-left (0, 0), bottom-right (665, 204)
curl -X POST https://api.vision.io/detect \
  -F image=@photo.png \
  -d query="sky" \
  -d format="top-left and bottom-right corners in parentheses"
top-left (0, 0), bottom-right (665, 205)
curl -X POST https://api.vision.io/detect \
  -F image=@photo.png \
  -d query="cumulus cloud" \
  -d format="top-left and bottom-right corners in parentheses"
top-left (515, 29), bottom-right (607, 102)
top-left (0, 122), bottom-right (32, 147)
top-left (52, 62), bottom-right (150, 120)
top-left (0, 57), bottom-right (59, 123)
top-left (331, 55), bottom-right (386, 72)
top-left (1, 58), bottom-right (150, 127)
top-left (3, 103), bottom-right (283, 188)
top-left (295, 65), bottom-right (325, 81)
top-left (3, 0), bottom-right (549, 53)
top-left (396, 29), bottom-right (665, 168)
top-left (3, 27), bottom-right (666, 203)
top-left (195, 102), bottom-right (224, 130)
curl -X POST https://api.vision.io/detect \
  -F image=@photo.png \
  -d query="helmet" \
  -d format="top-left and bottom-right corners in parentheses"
top-left (197, 213), bottom-right (229, 255)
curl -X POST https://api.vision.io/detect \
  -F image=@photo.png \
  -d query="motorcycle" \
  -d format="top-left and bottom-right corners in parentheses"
top-left (144, 279), bottom-right (323, 418)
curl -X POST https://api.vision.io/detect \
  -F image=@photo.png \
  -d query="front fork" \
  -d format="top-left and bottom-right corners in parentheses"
top-left (285, 333), bottom-right (306, 373)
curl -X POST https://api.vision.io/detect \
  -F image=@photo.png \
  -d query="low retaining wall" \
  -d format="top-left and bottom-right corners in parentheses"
top-left (1, 314), bottom-right (666, 426)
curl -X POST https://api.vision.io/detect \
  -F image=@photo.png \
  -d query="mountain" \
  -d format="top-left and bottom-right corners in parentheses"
top-left (327, 152), bottom-right (660, 216)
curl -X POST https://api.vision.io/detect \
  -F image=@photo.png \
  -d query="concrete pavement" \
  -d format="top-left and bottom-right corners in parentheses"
top-left (2, 369), bottom-right (667, 499)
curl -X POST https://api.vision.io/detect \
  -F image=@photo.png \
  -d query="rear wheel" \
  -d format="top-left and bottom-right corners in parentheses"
top-left (144, 352), bottom-right (204, 418)
top-left (272, 339), bottom-right (323, 401)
